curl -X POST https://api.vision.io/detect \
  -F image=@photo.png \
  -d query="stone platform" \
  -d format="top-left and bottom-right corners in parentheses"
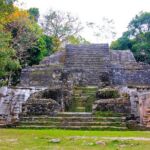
top-left (16, 112), bottom-right (127, 130)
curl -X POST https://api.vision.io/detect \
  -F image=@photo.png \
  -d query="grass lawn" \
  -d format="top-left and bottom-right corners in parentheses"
top-left (0, 129), bottom-right (150, 150)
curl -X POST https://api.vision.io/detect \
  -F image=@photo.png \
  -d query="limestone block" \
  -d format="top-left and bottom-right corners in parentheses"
top-left (0, 86), bottom-right (8, 97)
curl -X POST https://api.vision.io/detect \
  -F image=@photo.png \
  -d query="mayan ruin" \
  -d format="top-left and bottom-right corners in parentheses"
top-left (0, 44), bottom-right (150, 130)
top-left (2, 1), bottom-right (150, 149)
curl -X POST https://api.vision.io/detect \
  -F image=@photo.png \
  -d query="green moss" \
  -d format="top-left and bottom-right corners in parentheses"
top-left (93, 111), bottom-right (124, 117)
top-left (96, 88), bottom-right (120, 99)
top-left (69, 86), bottom-right (97, 112)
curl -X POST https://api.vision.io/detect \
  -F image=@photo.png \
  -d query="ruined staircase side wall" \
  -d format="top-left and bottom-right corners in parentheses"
top-left (138, 92), bottom-right (150, 126)
top-left (111, 64), bottom-right (150, 85)
top-left (110, 50), bottom-right (150, 86)
top-left (0, 86), bottom-right (45, 125)
top-left (20, 50), bottom-right (66, 87)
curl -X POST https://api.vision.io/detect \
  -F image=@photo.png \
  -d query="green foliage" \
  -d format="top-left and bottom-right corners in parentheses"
top-left (96, 88), bottom-right (120, 99)
top-left (5, 9), bottom-right (43, 66)
top-left (28, 8), bottom-right (40, 22)
top-left (42, 35), bottom-right (57, 55)
top-left (68, 35), bottom-right (90, 45)
top-left (28, 36), bottom-right (47, 65)
top-left (111, 34), bottom-right (132, 50)
top-left (111, 12), bottom-right (150, 64)
top-left (0, 31), bottom-right (20, 86)
top-left (28, 35), bottom-right (58, 66)
top-left (0, 0), bottom-right (14, 26)
top-left (128, 11), bottom-right (150, 36)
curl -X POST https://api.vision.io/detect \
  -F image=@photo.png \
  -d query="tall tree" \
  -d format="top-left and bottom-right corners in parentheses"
top-left (128, 12), bottom-right (150, 37)
top-left (111, 12), bottom-right (150, 64)
top-left (87, 17), bottom-right (116, 42)
top-left (42, 9), bottom-right (83, 46)
top-left (0, 30), bottom-right (20, 86)
top-left (6, 7), bottom-right (42, 66)
top-left (0, 0), bottom-right (20, 86)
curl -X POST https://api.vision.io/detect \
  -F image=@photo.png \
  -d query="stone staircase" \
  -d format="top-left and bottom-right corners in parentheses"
top-left (16, 112), bottom-right (127, 130)
top-left (64, 44), bottom-right (111, 85)
top-left (15, 85), bottom-right (127, 130)
top-left (11, 94), bottom-right (26, 119)
top-left (69, 86), bottom-right (97, 112)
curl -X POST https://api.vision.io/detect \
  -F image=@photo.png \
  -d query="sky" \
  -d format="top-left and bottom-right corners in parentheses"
top-left (17, 0), bottom-right (150, 43)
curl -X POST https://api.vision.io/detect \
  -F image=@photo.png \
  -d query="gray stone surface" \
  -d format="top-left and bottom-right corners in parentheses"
top-left (20, 44), bottom-right (150, 87)
top-left (93, 97), bottom-right (131, 114)
top-left (2, 44), bottom-right (150, 128)
top-left (64, 44), bottom-right (111, 86)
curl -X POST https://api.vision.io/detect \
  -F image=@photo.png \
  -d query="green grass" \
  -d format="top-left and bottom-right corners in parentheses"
top-left (93, 111), bottom-right (124, 117)
top-left (0, 129), bottom-right (150, 150)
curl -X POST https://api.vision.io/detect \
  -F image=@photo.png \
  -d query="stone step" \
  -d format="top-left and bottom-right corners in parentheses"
top-left (20, 116), bottom-right (126, 122)
top-left (65, 65), bottom-right (108, 68)
top-left (19, 121), bottom-right (126, 127)
top-left (16, 125), bottom-right (127, 130)
top-left (65, 61), bottom-right (108, 64)
top-left (76, 107), bottom-right (85, 112)
top-left (74, 95), bottom-right (95, 99)
top-left (0, 124), bottom-right (6, 127)
top-left (66, 52), bottom-right (107, 55)
top-left (57, 112), bottom-right (92, 117)
top-left (65, 56), bottom-right (106, 59)
top-left (66, 51), bottom-right (108, 54)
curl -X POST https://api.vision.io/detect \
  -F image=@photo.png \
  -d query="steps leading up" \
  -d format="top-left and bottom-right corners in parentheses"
top-left (64, 44), bottom-right (111, 85)
top-left (16, 112), bottom-right (127, 130)
top-left (69, 86), bottom-right (97, 112)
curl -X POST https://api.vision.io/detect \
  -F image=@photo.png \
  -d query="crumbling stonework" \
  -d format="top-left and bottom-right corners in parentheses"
top-left (93, 87), bottom-right (131, 114)
top-left (1, 44), bottom-right (150, 128)
top-left (0, 86), bottom-right (46, 125)
top-left (20, 44), bottom-right (150, 87)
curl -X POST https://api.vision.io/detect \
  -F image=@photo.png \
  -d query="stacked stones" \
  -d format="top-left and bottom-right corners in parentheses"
top-left (110, 50), bottom-right (150, 85)
top-left (20, 65), bottom-right (63, 87)
top-left (21, 89), bottom-right (61, 116)
top-left (64, 44), bottom-right (111, 86)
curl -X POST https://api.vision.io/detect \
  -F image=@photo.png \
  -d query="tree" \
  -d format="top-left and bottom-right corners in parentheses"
top-left (68, 35), bottom-right (90, 45)
top-left (6, 7), bottom-right (42, 66)
top-left (87, 17), bottom-right (116, 42)
top-left (0, 0), bottom-right (15, 27)
top-left (42, 9), bottom-right (83, 46)
top-left (28, 36), bottom-right (47, 65)
top-left (0, 31), bottom-right (20, 86)
top-left (111, 12), bottom-right (150, 64)
top-left (0, 0), bottom-right (20, 86)
top-left (128, 12), bottom-right (150, 37)
top-left (28, 8), bottom-right (40, 22)
top-left (111, 32), bottom-right (132, 50)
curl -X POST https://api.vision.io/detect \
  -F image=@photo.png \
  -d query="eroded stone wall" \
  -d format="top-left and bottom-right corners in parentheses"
top-left (20, 65), bottom-right (63, 87)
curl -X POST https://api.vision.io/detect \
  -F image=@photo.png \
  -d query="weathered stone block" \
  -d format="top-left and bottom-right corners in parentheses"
top-left (96, 88), bottom-right (120, 99)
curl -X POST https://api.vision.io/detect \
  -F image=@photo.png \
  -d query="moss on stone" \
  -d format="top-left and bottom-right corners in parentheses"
top-left (96, 88), bottom-right (120, 99)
